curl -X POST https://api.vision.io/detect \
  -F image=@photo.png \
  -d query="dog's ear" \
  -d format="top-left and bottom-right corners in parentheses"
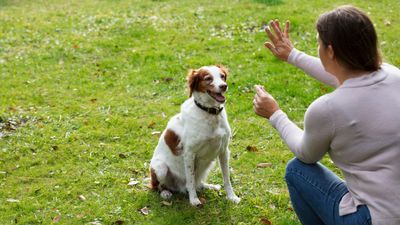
top-left (216, 64), bottom-right (229, 80)
top-left (186, 69), bottom-right (199, 97)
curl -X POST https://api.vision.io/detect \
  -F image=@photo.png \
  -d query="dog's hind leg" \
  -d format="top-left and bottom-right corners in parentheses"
top-left (151, 161), bottom-right (181, 199)
top-left (150, 161), bottom-right (169, 190)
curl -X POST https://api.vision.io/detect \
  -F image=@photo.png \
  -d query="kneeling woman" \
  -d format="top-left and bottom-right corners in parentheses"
top-left (253, 5), bottom-right (400, 225)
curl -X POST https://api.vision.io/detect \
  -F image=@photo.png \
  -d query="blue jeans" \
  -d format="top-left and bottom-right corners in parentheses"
top-left (285, 158), bottom-right (372, 225)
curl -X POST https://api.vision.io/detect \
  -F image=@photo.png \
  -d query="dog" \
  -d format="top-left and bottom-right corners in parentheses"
top-left (149, 65), bottom-right (240, 206)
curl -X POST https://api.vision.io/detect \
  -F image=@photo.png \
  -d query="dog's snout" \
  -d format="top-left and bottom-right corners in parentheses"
top-left (219, 84), bottom-right (227, 92)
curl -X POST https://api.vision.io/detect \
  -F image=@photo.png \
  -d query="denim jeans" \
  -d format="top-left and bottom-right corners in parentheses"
top-left (285, 158), bottom-right (372, 225)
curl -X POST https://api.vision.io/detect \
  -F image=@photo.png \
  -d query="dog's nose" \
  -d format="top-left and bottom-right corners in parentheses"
top-left (219, 84), bottom-right (227, 92)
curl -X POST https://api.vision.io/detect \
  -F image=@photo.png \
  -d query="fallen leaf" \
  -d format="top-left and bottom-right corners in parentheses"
top-left (128, 178), bottom-right (139, 186)
top-left (163, 77), bottom-right (173, 82)
top-left (139, 207), bottom-right (150, 215)
top-left (246, 145), bottom-right (258, 152)
top-left (260, 217), bottom-right (272, 225)
top-left (78, 195), bottom-right (86, 201)
top-left (161, 201), bottom-right (172, 206)
top-left (199, 197), bottom-right (206, 204)
top-left (118, 153), bottom-right (127, 159)
top-left (147, 121), bottom-right (156, 129)
top-left (257, 163), bottom-right (272, 168)
top-left (90, 98), bottom-right (98, 103)
top-left (52, 215), bottom-right (61, 223)
top-left (151, 131), bottom-right (161, 136)
top-left (288, 207), bottom-right (294, 211)
top-left (112, 220), bottom-right (124, 225)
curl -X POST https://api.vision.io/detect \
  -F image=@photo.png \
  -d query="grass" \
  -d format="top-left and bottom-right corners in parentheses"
top-left (0, 0), bottom-right (399, 224)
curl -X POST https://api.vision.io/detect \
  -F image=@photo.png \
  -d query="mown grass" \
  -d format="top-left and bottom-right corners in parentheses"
top-left (0, 0), bottom-right (399, 224)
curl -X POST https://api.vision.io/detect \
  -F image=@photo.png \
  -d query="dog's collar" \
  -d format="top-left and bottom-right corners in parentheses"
top-left (194, 100), bottom-right (223, 115)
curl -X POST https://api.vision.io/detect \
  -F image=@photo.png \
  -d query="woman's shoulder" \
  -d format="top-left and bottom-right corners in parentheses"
top-left (306, 94), bottom-right (332, 116)
top-left (381, 63), bottom-right (400, 76)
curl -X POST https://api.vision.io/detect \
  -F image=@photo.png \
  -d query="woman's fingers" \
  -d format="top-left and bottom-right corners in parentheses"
top-left (284, 20), bottom-right (290, 38)
top-left (255, 85), bottom-right (267, 96)
top-left (270, 20), bottom-right (283, 40)
top-left (265, 26), bottom-right (278, 44)
top-left (274, 19), bottom-right (282, 33)
top-left (264, 42), bottom-right (278, 56)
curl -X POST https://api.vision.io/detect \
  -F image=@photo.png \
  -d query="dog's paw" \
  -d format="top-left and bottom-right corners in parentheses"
top-left (190, 198), bottom-right (203, 207)
top-left (160, 190), bottom-right (172, 200)
top-left (227, 195), bottom-right (241, 204)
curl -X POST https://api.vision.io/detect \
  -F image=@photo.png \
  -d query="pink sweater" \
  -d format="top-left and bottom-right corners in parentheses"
top-left (269, 48), bottom-right (400, 225)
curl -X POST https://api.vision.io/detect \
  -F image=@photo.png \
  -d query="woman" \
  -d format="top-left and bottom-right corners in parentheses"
top-left (253, 5), bottom-right (400, 225)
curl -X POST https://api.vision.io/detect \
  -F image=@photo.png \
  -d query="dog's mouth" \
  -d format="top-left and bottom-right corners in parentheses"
top-left (207, 90), bottom-right (226, 103)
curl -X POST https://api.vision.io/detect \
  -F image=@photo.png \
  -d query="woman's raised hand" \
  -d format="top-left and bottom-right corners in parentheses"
top-left (264, 20), bottom-right (293, 62)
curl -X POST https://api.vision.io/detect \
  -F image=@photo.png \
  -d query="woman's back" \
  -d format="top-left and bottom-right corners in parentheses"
top-left (324, 63), bottom-right (400, 223)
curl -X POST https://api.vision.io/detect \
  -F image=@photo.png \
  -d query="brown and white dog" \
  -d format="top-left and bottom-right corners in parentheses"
top-left (150, 65), bottom-right (240, 206)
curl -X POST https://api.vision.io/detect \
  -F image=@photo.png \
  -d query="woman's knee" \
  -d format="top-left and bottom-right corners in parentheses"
top-left (285, 157), bottom-right (311, 185)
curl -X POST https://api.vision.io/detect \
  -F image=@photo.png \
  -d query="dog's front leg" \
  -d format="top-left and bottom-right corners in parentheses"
top-left (184, 152), bottom-right (201, 206)
top-left (219, 149), bottom-right (241, 204)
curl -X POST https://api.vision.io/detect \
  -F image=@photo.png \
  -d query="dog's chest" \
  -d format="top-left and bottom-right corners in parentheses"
top-left (192, 125), bottom-right (230, 159)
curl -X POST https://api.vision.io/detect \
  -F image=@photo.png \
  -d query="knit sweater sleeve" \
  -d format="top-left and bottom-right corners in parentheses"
top-left (288, 48), bottom-right (340, 88)
top-left (269, 96), bottom-right (334, 163)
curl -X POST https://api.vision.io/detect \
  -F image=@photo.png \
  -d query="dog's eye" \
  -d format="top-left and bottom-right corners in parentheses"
top-left (204, 76), bottom-right (212, 81)
top-left (220, 74), bottom-right (226, 80)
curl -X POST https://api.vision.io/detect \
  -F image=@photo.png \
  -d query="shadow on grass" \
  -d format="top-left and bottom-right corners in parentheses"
top-left (253, 0), bottom-right (284, 6)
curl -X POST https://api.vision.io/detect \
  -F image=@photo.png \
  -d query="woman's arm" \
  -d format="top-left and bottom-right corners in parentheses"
top-left (288, 48), bottom-right (339, 88)
top-left (264, 20), bottom-right (339, 88)
top-left (269, 97), bottom-right (334, 163)
top-left (253, 86), bottom-right (334, 163)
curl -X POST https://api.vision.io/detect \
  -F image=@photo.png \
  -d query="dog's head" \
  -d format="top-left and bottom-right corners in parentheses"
top-left (186, 65), bottom-right (229, 106)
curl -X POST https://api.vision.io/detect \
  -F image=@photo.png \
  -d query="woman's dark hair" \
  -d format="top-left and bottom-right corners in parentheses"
top-left (316, 5), bottom-right (381, 71)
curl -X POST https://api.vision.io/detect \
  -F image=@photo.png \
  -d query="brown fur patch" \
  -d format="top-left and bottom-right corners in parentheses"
top-left (164, 129), bottom-right (182, 156)
top-left (150, 168), bottom-right (159, 190)
top-left (186, 69), bottom-right (212, 97)
top-left (216, 64), bottom-right (229, 81)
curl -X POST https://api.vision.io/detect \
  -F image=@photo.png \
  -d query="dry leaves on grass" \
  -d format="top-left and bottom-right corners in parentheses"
top-left (151, 131), bottom-right (161, 136)
top-left (112, 220), bottom-right (124, 225)
top-left (6, 198), bottom-right (19, 203)
top-left (139, 207), bottom-right (150, 215)
top-left (128, 178), bottom-right (139, 186)
top-left (260, 217), bottom-right (272, 225)
top-left (199, 197), bottom-right (206, 204)
top-left (161, 201), bottom-right (172, 206)
top-left (257, 163), bottom-right (272, 168)
top-left (78, 195), bottom-right (86, 201)
top-left (147, 121), bottom-right (156, 129)
top-left (246, 145), bottom-right (259, 152)
top-left (52, 215), bottom-right (61, 223)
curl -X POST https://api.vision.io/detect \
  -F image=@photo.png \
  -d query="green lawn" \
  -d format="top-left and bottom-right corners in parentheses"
top-left (0, 0), bottom-right (399, 224)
